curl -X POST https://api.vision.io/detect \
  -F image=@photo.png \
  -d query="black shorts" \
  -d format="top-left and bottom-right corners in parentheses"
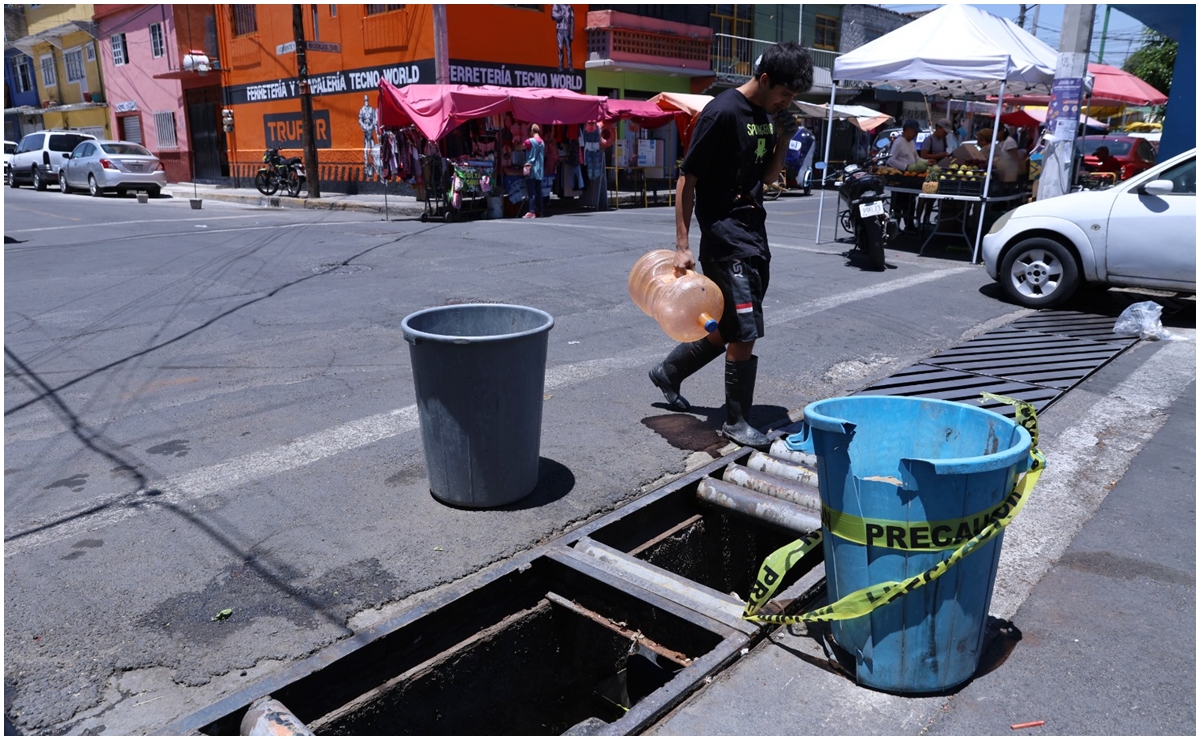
top-left (701, 256), bottom-right (769, 344)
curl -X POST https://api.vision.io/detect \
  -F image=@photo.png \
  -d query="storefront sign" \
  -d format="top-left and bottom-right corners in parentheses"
top-left (448, 59), bottom-right (585, 92)
top-left (115, 101), bottom-right (138, 112)
top-left (263, 110), bottom-right (332, 149)
top-left (1046, 77), bottom-right (1083, 140)
top-left (228, 60), bottom-right (435, 105)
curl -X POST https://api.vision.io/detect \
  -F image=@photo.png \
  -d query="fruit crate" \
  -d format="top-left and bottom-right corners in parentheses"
top-left (937, 178), bottom-right (983, 197)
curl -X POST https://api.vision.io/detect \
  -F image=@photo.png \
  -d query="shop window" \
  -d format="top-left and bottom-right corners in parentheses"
top-left (150, 23), bottom-right (165, 58)
top-left (119, 114), bottom-right (142, 145)
top-left (814, 15), bottom-right (839, 50)
top-left (365, 4), bottom-right (405, 15)
top-left (64, 48), bottom-right (85, 83)
top-left (231, 5), bottom-right (258, 36)
top-left (15, 55), bottom-right (33, 93)
top-left (40, 54), bottom-right (56, 88)
top-left (153, 111), bottom-right (177, 149)
top-left (111, 33), bottom-right (127, 65)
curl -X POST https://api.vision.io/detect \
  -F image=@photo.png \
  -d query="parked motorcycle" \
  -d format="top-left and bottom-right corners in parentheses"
top-left (837, 166), bottom-right (896, 271)
top-left (255, 148), bottom-right (304, 197)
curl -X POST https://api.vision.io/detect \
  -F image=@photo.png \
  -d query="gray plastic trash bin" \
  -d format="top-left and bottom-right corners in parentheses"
top-left (402, 304), bottom-right (554, 508)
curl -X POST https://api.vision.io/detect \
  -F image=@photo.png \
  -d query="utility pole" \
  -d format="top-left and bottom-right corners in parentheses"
top-left (433, 5), bottom-right (449, 84)
top-left (1037, 4), bottom-right (1095, 201)
top-left (1097, 5), bottom-right (1112, 64)
top-left (1030, 4), bottom-right (1041, 35)
top-left (1017, 4), bottom-right (1027, 29)
top-left (293, 4), bottom-right (320, 198)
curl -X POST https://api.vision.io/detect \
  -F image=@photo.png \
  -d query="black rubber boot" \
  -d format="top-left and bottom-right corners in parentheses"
top-left (649, 337), bottom-right (724, 412)
top-left (720, 356), bottom-right (771, 449)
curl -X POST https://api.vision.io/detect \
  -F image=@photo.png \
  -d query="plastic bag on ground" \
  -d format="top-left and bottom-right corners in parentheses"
top-left (1113, 301), bottom-right (1174, 341)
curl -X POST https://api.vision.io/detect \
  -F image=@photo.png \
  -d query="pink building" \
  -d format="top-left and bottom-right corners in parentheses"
top-left (94, 5), bottom-right (225, 183)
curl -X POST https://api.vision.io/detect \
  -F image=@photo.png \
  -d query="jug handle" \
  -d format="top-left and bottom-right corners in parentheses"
top-left (783, 423), bottom-right (814, 453)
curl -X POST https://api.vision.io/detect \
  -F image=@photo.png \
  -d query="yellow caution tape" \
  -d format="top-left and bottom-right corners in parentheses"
top-left (743, 394), bottom-right (1044, 625)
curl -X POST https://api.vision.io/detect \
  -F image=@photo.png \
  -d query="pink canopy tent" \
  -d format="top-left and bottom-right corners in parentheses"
top-left (600, 98), bottom-right (675, 129)
top-left (377, 80), bottom-right (609, 141)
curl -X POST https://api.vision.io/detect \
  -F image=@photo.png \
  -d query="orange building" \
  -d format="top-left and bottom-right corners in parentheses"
top-left (215, 4), bottom-right (588, 192)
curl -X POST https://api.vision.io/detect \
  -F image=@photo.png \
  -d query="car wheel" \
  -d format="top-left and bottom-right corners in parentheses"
top-left (1000, 237), bottom-right (1080, 308)
top-left (9, 169), bottom-right (19, 188)
top-left (59, 171), bottom-right (71, 193)
top-left (88, 174), bottom-right (102, 197)
top-left (32, 166), bottom-right (45, 191)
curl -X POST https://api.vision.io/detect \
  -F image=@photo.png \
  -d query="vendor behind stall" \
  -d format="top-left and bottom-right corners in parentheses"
top-left (887, 119), bottom-right (921, 230)
top-left (919, 118), bottom-right (954, 165)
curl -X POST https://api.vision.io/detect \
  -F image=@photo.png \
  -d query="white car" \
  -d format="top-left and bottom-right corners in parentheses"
top-left (982, 147), bottom-right (1196, 308)
top-left (3, 140), bottom-right (16, 183)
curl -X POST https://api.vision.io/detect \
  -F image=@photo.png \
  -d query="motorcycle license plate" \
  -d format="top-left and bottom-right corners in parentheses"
top-left (858, 201), bottom-right (886, 218)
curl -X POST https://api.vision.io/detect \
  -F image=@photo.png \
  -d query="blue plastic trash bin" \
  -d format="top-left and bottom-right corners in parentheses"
top-left (402, 304), bottom-right (554, 508)
top-left (787, 395), bottom-right (1032, 692)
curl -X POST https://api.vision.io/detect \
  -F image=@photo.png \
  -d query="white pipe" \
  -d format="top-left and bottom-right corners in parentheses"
top-left (973, 80), bottom-right (1005, 264)
top-left (814, 82), bottom-right (837, 244)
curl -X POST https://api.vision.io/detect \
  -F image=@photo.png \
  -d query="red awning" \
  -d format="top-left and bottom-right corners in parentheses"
top-left (998, 109), bottom-right (1040, 128)
top-left (997, 63), bottom-right (1168, 108)
top-left (377, 80), bottom-right (608, 141)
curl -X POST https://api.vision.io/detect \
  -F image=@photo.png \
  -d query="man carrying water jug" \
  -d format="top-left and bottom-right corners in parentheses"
top-left (649, 43), bottom-right (813, 449)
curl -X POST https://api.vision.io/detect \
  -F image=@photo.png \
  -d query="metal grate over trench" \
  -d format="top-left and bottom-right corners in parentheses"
top-left (857, 310), bottom-right (1140, 418)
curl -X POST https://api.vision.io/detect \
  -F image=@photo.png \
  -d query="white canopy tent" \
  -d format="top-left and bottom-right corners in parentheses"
top-left (816, 4), bottom-right (1058, 263)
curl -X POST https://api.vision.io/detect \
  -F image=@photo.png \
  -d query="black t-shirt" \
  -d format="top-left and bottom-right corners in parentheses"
top-left (681, 88), bottom-right (777, 262)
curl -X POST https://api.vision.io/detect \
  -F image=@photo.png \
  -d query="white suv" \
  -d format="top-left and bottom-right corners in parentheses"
top-left (9, 130), bottom-right (97, 190)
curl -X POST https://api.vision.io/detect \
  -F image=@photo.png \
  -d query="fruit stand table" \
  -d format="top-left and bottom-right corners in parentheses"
top-left (911, 191), bottom-right (1030, 258)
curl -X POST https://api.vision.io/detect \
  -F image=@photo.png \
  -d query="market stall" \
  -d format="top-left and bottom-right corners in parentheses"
top-left (817, 4), bottom-right (1057, 262)
top-left (377, 80), bottom-right (611, 219)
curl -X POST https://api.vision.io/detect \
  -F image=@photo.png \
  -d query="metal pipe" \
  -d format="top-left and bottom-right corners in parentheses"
top-left (746, 450), bottom-right (819, 489)
top-left (722, 464), bottom-right (822, 512)
top-left (696, 477), bottom-right (821, 535)
top-left (572, 538), bottom-right (747, 623)
top-left (767, 439), bottom-right (818, 469)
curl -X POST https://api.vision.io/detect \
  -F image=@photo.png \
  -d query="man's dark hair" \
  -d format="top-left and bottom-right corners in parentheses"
top-left (755, 42), bottom-right (814, 93)
top-left (902, 119), bottom-right (919, 131)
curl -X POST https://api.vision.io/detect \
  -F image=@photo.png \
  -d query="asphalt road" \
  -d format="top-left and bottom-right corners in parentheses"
top-left (3, 187), bottom-right (1193, 734)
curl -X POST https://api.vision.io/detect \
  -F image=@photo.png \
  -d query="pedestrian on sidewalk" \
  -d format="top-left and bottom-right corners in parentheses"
top-left (521, 124), bottom-right (545, 218)
top-left (648, 42), bottom-right (813, 449)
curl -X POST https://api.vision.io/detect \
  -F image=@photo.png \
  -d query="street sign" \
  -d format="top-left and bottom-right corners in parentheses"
top-left (276, 41), bottom-right (341, 56)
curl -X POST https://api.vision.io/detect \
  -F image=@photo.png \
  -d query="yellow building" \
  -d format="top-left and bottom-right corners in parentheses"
top-left (11, 4), bottom-right (111, 137)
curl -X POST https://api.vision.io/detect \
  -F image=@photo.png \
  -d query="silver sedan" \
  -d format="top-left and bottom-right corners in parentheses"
top-left (60, 139), bottom-right (168, 197)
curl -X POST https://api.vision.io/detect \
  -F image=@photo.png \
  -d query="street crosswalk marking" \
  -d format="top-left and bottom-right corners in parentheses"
top-left (0, 266), bottom-right (1054, 557)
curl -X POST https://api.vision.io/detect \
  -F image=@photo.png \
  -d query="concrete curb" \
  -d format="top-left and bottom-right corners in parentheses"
top-left (163, 186), bottom-right (668, 219)
top-left (163, 187), bottom-right (426, 217)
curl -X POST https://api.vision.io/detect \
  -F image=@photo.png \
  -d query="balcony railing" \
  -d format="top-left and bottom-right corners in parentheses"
top-left (711, 34), bottom-right (857, 90)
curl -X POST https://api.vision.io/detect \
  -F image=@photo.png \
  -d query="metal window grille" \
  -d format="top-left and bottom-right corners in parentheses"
top-left (40, 55), bottom-right (56, 87)
top-left (64, 49), bottom-right (85, 82)
top-left (365, 4), bottom-right (405, 15)
top-left (15, 56), bottom-right (33, 92)
top-left (231, 5), bottom-right (258, 36)
top-left (153, 111), bottom-right (177, 149)
top-left (119, 115), bottom-right (142, 145)
top-left (111, 33), bottom-right (127, 65)
top-left (150, 23), bottom-right (165, 58)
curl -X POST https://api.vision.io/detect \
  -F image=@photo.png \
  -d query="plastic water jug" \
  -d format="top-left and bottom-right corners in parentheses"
top-left (628, 250), bottom-right (724, 342)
